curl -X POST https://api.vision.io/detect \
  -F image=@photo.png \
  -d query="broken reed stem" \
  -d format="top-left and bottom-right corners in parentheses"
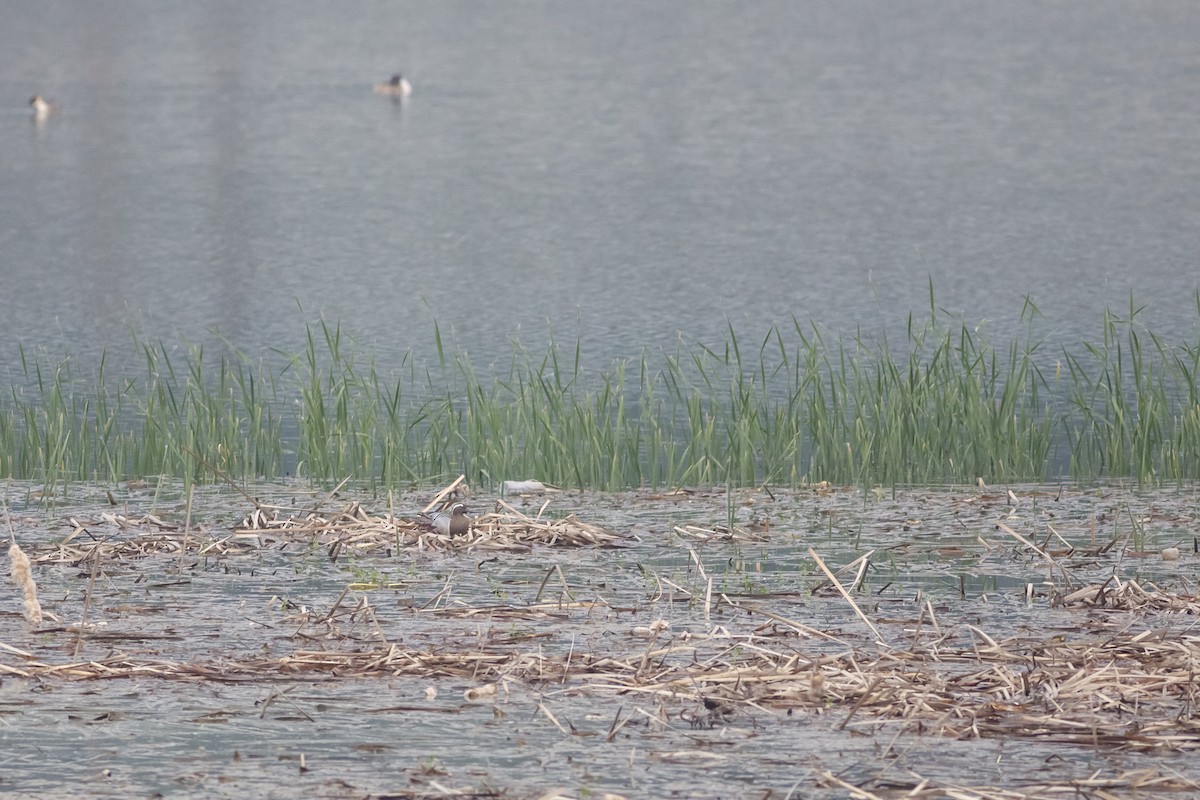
top-left (74, 546), bottom-right (102, 659)
top-left (534, 565), bottom-right (555, 604)
top-left (554, 564), bottom-right (572, 603)
top-left (306, 475), bottom-right (353, 516)
top-left (177, 483), bottom-right (194, 574)
top-left (849, 550), bottom-right (873, 592)
top-left (837, 675), bottom-right (882, 732)
top-left (727, 598), bottom-right (849, 645)
top-left (994, 521), bottom-right (1059, 568)
top-left (422, 475), bottom-right (466, 513)
top-left (605, 706), bottom-right (627, 742)
top-left (686, 547), bottom-right (714, 619)
top-left (809, 548), bottom-right (885, 645)
top-left (537, 702), bottom-right (570, 734)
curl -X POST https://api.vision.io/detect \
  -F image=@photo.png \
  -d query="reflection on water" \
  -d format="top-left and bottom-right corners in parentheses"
top-left (2, 2), bottom-right (1199, 385)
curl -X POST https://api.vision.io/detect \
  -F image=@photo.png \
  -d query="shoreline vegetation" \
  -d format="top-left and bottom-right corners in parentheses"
top-left (2, 293), bottom-right (1199, 493)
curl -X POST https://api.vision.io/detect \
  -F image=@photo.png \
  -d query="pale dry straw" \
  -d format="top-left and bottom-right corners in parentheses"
top-left (9, 540), bottom-right (43, 627)
top-left (4, 500), bottom-right (42, 627)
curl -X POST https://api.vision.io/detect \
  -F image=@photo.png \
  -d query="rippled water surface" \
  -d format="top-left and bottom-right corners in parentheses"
top-left (6, 3), bottom-right (1200, 793)
top-left (3, 480), bottom-right (1200, 797)
top-left (3, 1), bottom-right (1199, 382)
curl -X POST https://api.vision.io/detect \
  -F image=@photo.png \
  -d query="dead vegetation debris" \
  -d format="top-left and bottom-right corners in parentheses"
top-left (18, 479), bottom-right (624, 566)
top-left (6, 481), bottom-right (1200, 797)
top-left (5, 598), bottom-right (1200, 754)
top-left (236, 496), bottom-right (624, 553)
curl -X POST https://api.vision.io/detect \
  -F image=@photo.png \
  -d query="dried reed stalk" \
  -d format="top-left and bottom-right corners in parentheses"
top-left (4, 501), bottom-right (43, 628)
top-left (8, 538), bottom-right (43, 627)
top-left (421, 475), bottom-right (467, 513)
top-left (808, 548), bottom-right (884, 644)
top-left (9, 610), bottom-right (1200, 754)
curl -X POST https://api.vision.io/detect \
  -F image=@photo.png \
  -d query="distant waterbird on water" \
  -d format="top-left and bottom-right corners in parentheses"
top-left (373, 73), bottom-right (412, 98)
top-left (30, 95), bottom-right (55, 121)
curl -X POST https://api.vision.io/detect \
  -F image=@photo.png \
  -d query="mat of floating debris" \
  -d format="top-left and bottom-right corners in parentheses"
top-left (30, 512), bottom-right (255, 562)
top-left (6, 607), bottom-right (1200, 752)
top-left (235, 497), bottom-right (626, 552)
top-left (1052, 576), bottom-right (1200, 613)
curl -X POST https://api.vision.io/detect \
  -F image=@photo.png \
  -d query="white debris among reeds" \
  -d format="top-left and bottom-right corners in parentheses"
top-left (5, 500), bottom-right (43, 628)
top-left (501, 480), bottom-right (551, 495)
top-left (8, 537), bottom-right (43, 627)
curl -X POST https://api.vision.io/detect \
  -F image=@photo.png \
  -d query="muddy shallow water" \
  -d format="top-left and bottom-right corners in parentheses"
top-left (3, 480), bottom-right (1200, 799)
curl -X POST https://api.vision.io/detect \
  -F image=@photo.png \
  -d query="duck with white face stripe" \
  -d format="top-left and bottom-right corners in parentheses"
top-left (424, 502), bottom-right (471, 536)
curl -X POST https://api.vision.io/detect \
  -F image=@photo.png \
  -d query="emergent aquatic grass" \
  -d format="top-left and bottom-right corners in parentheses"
top-left (2, 294), bottom-right (1199, 491)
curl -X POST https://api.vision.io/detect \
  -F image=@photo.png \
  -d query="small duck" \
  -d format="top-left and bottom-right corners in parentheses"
top-left (423, 502), bottom-right (471, 536)
top-left (373, 73), bottom-right (412, 98)
top-left (29, 94), bottom-right (54, 120)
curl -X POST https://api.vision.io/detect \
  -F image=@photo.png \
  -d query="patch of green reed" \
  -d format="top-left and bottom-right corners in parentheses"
top-left (1, 339), bottom-right (282, 496)
top-left (287, 321), bottom-right (378, 486)
top-left (3, 293), bottom-right (1200, 491)
top-left (132, 341), bottom-right (284, 491)
top-left (1063, 295), bottom-right (1200, 484)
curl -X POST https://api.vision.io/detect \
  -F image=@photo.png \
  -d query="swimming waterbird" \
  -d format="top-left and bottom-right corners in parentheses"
top-left (30, 95), bottom-right (54, 120)
top-left (373, 74), bottom-right (412, 97)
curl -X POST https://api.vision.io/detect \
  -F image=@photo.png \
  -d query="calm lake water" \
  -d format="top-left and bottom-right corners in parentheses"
top-left (3, 1), bottom-right (1200, 381)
